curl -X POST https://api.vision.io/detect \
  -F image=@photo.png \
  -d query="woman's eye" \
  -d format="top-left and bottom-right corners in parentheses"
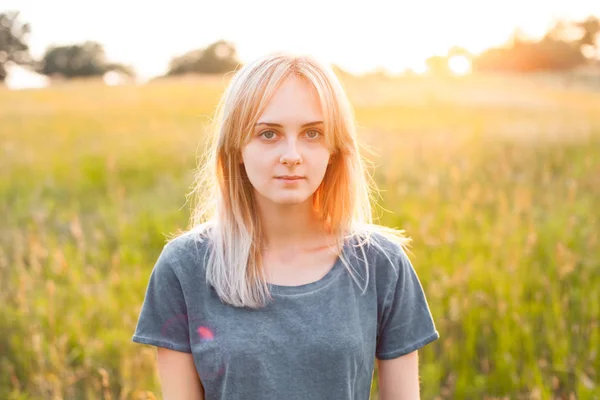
top-left (306, 129), bottom-right (321, 139)
top-left (259, 129), bottom-right (321, 140)
top-left (260, 130), bottom-right (276, 139)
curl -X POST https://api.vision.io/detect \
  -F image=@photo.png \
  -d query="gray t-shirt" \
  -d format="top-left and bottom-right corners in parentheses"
top-left (132, 229), bottom-right (439, 399)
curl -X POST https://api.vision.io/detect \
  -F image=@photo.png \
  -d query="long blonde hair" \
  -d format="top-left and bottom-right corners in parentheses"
top-left (173, 51), bottom-right (410, 309)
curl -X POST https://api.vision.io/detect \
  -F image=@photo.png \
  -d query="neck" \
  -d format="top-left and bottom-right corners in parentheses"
top-left (255, 197), bottom-right (329, 251)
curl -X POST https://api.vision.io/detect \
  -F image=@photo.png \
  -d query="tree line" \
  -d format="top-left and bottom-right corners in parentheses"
top-left (426, 18), bottom-right (600, 75)
top-left (1, 10), bottom-right (599, 84)
top-left (0, 11), bottom-right (243, 83)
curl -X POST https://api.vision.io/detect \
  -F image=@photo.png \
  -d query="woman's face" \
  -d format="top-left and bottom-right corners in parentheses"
top-left (240, 75), bottom-right (332, 207)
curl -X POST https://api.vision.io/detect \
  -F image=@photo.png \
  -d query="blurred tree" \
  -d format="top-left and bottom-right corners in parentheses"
top-left (544, 20), bottom-right (580, 43)
top-left (38, 41), bottom-right (134, 78)
top-left (167, 40), bottom-right (241, 76)
top-left (0, 11), bottom-right (31, 83)
top-left (425, 55), bottom-right (450, 75)
top-left (576, 16), bottom-right (600, 59)
top-left (473, 32), bottom-right (585, 72)
top-left (422, 47), bottom-right (474, 76)
top-left (472, 15), bottom-right (600, 73)
top-left (576, 16), bottom-right (600, 49)
top-left (104, 62), bottom-right (135, 77)
top-left (545, 16), bottom-right (600, 59)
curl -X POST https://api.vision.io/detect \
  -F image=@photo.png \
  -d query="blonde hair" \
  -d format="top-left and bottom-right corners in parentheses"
top-left (173, 51), bottom-right (410, 309)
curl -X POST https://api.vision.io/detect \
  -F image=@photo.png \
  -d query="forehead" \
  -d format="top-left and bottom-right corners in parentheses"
top-left (257, 76), bottom-right (323, 124)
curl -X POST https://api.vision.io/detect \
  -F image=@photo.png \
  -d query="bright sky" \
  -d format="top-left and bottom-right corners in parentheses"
top-left (2, 0), bottom-right (599, 82)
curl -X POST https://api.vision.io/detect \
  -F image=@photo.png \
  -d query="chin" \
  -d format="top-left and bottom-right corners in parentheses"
top-left (268, 192), bottom-right (312, 205)
top-left (271, 197), bottom-right (308, 205)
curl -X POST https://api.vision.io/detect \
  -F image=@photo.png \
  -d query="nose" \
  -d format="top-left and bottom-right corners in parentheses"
top-left (279, 139), bottom-right (302, 165)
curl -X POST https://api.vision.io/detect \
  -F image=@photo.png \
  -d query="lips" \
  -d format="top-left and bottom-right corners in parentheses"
top-left (276, 176), bottom-right (304, 180)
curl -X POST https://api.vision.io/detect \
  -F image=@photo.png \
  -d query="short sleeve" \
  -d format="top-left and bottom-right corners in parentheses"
top-left (132, 243), bottom-right (192, 353)
top-left (376, 248), bottom-right (439, 360)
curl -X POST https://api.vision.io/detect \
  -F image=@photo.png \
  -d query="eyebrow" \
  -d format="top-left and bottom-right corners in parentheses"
top-left (254, 121), bottom-right (324, 128)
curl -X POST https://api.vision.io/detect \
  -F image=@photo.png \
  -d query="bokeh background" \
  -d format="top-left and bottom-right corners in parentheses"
top-left (1, 1), bottom-right (599, 399)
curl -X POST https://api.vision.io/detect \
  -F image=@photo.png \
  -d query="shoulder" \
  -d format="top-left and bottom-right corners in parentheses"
top-left (348, 227), bottom-right (411, 266)
top-left (346, 226), bottom-right (415, 288)
top-left (159, 224), bottom-right (213, 277)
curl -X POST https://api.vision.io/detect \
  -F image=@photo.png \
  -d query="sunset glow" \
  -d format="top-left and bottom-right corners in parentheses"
top-left (448, 56), bottom-right (472, 76)
top-left (2, 0), bottom-right (598, 85)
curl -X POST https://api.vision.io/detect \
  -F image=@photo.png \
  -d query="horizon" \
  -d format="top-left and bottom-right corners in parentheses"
top-left (2, 0), bottom-right (599, 84)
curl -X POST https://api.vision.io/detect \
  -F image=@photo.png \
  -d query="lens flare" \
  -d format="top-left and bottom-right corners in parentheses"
top-left (197, 326), bottom-right (215, 340)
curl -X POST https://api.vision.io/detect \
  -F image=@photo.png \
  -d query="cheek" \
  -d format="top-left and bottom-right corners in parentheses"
top-left (309, 149), bottom-right (333, 172)
top-left (241, 145), bottom-right (272, 177)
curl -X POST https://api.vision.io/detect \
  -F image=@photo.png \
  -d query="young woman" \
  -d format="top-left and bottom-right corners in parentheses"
top-left (132, 52), bottom-right (439, 400)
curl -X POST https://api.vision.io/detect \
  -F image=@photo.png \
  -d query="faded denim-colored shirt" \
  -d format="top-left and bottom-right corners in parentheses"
top-left (132, 230), bottom-right (439, 399)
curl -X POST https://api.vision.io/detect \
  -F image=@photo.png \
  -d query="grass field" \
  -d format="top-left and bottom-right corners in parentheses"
top-left (1, 73), bottom-right (599, 399)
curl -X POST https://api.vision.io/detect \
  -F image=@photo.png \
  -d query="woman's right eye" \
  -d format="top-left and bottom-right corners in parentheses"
top-left (260, 130), bottom-right (276, 139)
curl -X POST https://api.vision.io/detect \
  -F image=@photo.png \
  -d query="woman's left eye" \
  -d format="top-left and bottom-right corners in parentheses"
top-left (306, 129), bottom-right (321, 139)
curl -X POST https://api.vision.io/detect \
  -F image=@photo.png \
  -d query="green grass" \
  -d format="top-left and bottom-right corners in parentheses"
top-left (1, 74), bottom-right (599, 399)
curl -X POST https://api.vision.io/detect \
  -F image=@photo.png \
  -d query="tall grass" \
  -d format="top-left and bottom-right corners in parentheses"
top-left (1, 74), bottom-right (598, 399)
